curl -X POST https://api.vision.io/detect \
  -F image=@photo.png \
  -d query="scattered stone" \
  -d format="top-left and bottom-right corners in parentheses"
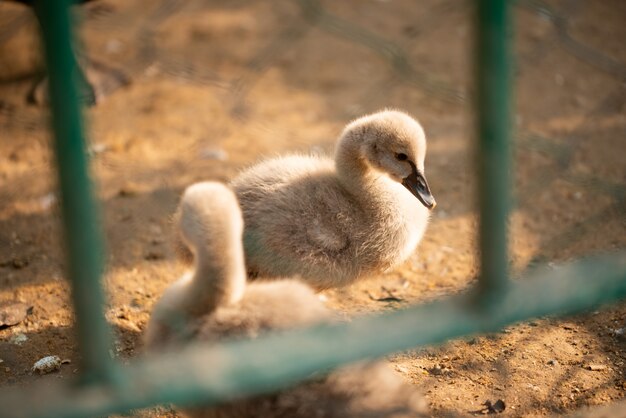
top-left (473, 399), bottom-right (506, 414)
top-left (148, 223), bottom-right (163, 236)
top-left (8, 150), bottom-right (19, 162)
top-left (395, 365), bottom-right (409, 374)
top-left (118, 184), bottom-right (139, 197)
top-left (9, 333), bottom-right (28, 345)
top-left (89, 143), bottom-right (109, 156)
top-left (144, 64), bottom-right (160, 78)
top-left (554, 73), bottom-right (565, 86)
top-left (61, 359), bottom-right (71, 365)
top-left (612, 328), bottom-right (625, 341)
top-left (105, 39), bottom-right (123, 54)
top-left (124, 321), bottom-right (141, 333)
top-left (0, 302), bottom-right (31, 328)
top-left (488, 400), bottom-right (506, 413)
top-left (547, 359), bottom-right (558, 366)
top-left (0, 258), bottom-right (29, 270)
top-left (585, 364), bottom-right (607, 371)
top-left (39, 193), bottom-right (57, 210)
top-left (428, 365), bottom-right (444, 375)
top-left (144, 251), bottom-right (165, 261)
top-left (199, 148), bottom-right (228, 161)
top-left (32, 356), bottom-right (62, 375)
top-left (428, 364), bottom-right (451, 376)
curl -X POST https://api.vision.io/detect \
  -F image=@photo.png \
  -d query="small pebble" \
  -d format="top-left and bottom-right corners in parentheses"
top-left (144, 251), bottom-right (164, 261)
top-left (105, 39), bottom-right (123, 54)
top-left (39, 193), bottom-right (57, 210)
top-left (32, 356), bottom-right (62, 375)
top-left (9, 333), bottom-right (28, 345)
top-left (118, 185), bottom-right (139, 197)
top-left (395, 365), bottom-right (409, 374)
top-left (429, 365), bottom-right (443, 375)
top-left (554, 73), bottom-right (565, 86)
top-left (547, 359), bottom-right (558, 366)
top-left (585, 364), bottom-right (607, 371)
top-left (199, 148), bottom-right (228, 161)
top-left (148, 224), bottom-right (163, 236)
top-left (0, 302), bottom-right (30, 327)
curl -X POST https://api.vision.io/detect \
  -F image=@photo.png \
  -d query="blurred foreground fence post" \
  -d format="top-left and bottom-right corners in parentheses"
top-left (475, 0), bottom-right (512, 305)
top-left (33, 0), bottom-right (116, 385)
top-left (0, 1), bottom-right (624, 417)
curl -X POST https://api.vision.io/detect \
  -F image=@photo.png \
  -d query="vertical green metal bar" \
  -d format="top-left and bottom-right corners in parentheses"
top-left (33, 0), bottom-right (115, 384)
top-left (475, 0), bottom-right (512, 303)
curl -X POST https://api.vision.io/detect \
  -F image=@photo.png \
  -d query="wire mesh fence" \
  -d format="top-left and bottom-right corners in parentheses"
top-left (0, 0), bottom-right (625, 416)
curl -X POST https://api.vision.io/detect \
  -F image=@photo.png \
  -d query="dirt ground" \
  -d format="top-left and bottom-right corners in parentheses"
top-left (0, 0), bottom-right (625, 417)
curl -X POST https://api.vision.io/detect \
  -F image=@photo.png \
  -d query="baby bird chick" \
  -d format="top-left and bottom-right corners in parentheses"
top-left (231, 109), bottom-right (436, 290)
top-left (146, 182), bottom-right (427, 418)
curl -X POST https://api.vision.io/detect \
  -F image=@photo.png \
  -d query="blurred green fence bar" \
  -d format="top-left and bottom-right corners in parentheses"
top-left (2, 0), bottom-right (624, 417)
top-left (3, 253), bottom-right (626, 418)
top-left (475, 0), bottom-right (512, 303)
top-left (33, 0), bottom-right (115, 384)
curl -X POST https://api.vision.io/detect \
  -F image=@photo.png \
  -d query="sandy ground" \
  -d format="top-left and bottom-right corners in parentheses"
top-left (0, 0), bottom-right (625, 416)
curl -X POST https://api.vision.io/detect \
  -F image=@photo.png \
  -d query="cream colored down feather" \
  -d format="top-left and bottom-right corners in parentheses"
top-left (146, 181), bottom-right (427, 418)
top-left (231, 109), bottom-right (435, 290)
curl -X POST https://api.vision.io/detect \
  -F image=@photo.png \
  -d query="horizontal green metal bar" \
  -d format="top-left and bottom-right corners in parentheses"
top-left (33, 0), bottom-right (115, 384)
top-left (475, 0), bottom-right (512, 304)
top-left (3, 253), bottom-right (625, 418)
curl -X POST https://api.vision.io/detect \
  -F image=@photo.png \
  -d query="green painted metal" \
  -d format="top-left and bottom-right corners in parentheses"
top-left (32, 0), bottom-right (115, 385)
top-left (475, 0), bottom-right (512, 303)
top-left (3, 1), bottom-right (624, 418)
top-left (3, 253), bottom-right (626, 418)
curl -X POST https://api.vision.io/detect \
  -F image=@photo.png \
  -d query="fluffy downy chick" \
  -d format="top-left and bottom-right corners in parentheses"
top-left (146, 182), bottom-right (427, 418)
top-left (230, 109), bottom-right (436, 290)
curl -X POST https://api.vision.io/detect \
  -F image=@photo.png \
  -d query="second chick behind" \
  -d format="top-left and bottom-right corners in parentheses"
top-left (146, 182), bottom-right (427, 418)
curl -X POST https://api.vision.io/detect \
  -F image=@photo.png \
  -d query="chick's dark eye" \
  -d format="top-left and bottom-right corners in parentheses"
top-left (396, 153), bottom-right (408, 161)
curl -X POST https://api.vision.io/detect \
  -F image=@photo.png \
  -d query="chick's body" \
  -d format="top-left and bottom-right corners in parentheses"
top-left (232, 110), bottom-right (434, 289)
top-left (233, 154), bottom-right (428, 289)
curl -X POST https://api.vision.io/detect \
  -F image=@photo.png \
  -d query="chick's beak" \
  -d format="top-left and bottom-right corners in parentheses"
top-left (402, 162), bottom-right (436, 209)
